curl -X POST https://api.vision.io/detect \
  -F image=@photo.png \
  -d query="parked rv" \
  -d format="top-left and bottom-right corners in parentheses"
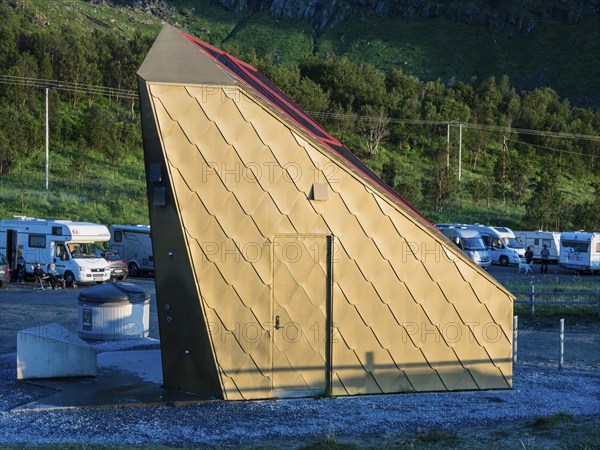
top-left (463, 224), bottom-right (525, 266)
top-left (0, 216), bottom-right (111, 285)
top-left (559, 231), bottom-right (600, 273)
top-left (435, 225), bottom-right (492, 269)
top-left (514, 230), bottom-right (561, 263)
top-left (109, 224), bottom-right (153, 277)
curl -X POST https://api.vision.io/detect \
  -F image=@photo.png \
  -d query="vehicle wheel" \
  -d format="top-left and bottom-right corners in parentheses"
top-left (64, 271), bottom-right (75, 287)
top-left (499, 256), bottom-right (509, 266)
top-left (128, 263), bottom-right (140, 277)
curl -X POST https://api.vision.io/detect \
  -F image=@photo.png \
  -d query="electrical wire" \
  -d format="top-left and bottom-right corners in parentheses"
top-left (0, 74), bottom-right (138, 99)
top-left (307, 110), bottom-right (600, 142)
top-left (505, 138), bottom-right (600, 158)
top-left (1, 74), bottom-right (598, 145)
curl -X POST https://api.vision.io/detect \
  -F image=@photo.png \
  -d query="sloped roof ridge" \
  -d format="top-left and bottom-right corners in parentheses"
top-left (179, 29), bottom-right (431, 226)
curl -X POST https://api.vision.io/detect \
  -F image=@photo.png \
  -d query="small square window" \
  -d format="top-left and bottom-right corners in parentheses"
top-left (29, 234), bottom-right (45, 248)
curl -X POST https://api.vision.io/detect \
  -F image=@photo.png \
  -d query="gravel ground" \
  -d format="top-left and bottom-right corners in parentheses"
top-left (1, 272), bottom-right (598, 447)
top-left (0, 352), bottom-right (598, 448)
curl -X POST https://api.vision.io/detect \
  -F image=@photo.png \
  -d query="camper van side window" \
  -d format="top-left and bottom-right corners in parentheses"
top-left (534, 239), bottom-right (539, 245)
top-left (28, 234), bottom-right (45, 248)
top-left (51, 226), bottom-right (62, 236)
top-left (114, 231), bottom-right (123, 242)
top-left (596, 242), bottom-right (600, 253)
top-left (542, 239), bottom-right (551, 248)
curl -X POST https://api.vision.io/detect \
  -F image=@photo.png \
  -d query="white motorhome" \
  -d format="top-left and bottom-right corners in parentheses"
top-left (464, 224), bottom-right (525, 265)
top-left (0, 216), bottom-right (111, 285)
top-left (514, 230), bottom-right (561, 263)
top-left (109, 224), bottom-right (154, 277)
top-left (559, 231), bottom-right (600, 273)
top-left (435, 225), bottom-right (492, 269)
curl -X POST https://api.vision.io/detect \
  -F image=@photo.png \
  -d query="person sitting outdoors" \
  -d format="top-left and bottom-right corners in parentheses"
top-left (47, 263), bottom-right (66, 289)
top-left (33, 263), bottom-right (54, 289)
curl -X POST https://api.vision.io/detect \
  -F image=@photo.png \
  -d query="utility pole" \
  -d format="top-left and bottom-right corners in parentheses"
top-left (32, 84), bottom-right (59, 190)
top-left (458, 123), bottom-right (463, 182)
top-left (446, 123), bottom-right (450, 168)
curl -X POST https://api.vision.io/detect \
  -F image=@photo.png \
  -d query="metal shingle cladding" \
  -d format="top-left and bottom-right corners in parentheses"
top-left (138, 25), bottom-right (514, 400)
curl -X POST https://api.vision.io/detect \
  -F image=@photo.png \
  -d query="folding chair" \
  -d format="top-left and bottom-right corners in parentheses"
top-left (33, 275), bottom-right (50, 290)
top-left (32, 265), bottom-right (50, 290)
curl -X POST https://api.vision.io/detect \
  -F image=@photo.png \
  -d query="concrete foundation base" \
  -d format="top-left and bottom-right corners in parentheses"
top-left (17, 323), bottom-right (96, 380)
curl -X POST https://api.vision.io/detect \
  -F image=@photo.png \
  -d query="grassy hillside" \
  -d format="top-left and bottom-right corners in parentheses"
top-left (23, 1), bottom-right (599, 106)
top-left (317, 16), bottom-right (600, 107)
top-left (0, 136), bottom-right (148, 225)
top-left (0, 0), bottom-right (598, 230)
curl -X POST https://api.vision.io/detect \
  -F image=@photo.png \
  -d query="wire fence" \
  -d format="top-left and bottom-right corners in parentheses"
top-left (513, 285), bottom-right (600, 318)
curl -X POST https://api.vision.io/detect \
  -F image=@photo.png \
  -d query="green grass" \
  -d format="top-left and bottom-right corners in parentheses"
top-left (0, 146), bottom-right (149, 226)
top-left (25, 0), bottom-right (163, 37)
top-left (24, 0), bottom-right (599, 107)
top-left (316, 15), bottom-right (600, 107)
top-left (505, 275), bottom-right (600, 293)
top-left (508, 275), bottom-right (600, 317)
top-left (222, 11), bottom-right (315, 64)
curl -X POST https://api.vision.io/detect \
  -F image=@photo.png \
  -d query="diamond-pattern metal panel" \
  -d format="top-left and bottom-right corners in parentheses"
top-left (145, 75), bottom-right (513, 400)
top-left (273, 235), bottom-right (328, 395)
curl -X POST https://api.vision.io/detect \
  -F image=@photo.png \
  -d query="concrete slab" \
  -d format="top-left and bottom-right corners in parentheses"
top-left (17, 323), bottom-right (96, 380)
top-left (17, 349), bottom-right (212, 410)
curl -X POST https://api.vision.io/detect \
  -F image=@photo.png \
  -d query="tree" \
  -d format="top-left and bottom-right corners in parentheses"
top-left (523, 172), bottom-right (563, 230)
top-left (424, 138), bottom-right (459, 212)
top-left (359, 105), bottom-right (390, 155)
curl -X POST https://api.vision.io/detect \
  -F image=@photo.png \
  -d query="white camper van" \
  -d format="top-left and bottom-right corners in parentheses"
top-left (435, 225), bottom-right (492, 269)
top-left (0, 216), bottom-right (111, 285)
top-left (464, 224), bottom-right (525, 265)
top-left (559, 231), bottom-right (600, 273)
top-left (109, 224), bottom-right (153, 277)
top-left (514, 230), bottom-right (561, 263)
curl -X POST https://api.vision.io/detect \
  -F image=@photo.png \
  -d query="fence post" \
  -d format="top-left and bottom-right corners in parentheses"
top-left (513, 315), bottom-right (518, 364)
top-left (530, 284), bottom-right (535, 316)
top-left (559, 318), bottom-right (565, 371)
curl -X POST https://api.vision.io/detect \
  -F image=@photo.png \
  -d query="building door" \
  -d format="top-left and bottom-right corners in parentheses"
top-left (272, 235), bottom-right (331, 397)
top-left (5, 230), bottom-right (17, 269)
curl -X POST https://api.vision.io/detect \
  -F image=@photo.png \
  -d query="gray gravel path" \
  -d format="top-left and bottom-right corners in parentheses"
top-left (0, 352), bottom-right (598, 448)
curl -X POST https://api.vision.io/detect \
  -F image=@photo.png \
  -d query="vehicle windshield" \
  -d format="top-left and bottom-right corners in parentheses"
top-left (104, 252), bottom-right (122, 262)
top-left (68, 243), bottom-right (101, 259)
top-left (503, 237), bottom-right (523, 249)
top-left (462, 238), bottom-right (486, 251)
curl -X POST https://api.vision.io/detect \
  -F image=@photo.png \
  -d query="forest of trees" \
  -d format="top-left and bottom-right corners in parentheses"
top-left (0, 2), bottom-right (599, 229)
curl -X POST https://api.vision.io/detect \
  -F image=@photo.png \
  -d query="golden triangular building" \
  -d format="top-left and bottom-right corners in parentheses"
top-left (137, 24), bottom-right (514, 400)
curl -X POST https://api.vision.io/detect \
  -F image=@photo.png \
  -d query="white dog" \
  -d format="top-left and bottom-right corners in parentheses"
top-left (518, 261), bottom-right (533, 274)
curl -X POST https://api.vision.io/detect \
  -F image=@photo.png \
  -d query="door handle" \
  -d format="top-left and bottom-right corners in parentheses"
top-left (275, 315), bottom-right (285, 330)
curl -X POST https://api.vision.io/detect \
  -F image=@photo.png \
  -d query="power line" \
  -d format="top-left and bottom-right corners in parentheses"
top-left (1, 74), bottom-right (599, 143)
top-left (506, 138), bottom-right (600, 159)
top-left (0, 75), bottom-right (138, 99)
top-left (307, 111), bottom-right (600, 142)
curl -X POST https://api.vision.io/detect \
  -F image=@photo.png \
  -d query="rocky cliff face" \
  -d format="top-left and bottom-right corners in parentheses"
top-left (213, 0), bottom-right (599, 33)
